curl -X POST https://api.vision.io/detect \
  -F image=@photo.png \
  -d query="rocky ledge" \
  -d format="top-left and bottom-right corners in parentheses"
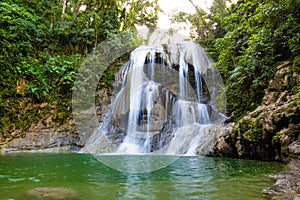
top-left (0, 119), bottom-right (82, 153)
top-left (263, 140), bottom-right (300, 200)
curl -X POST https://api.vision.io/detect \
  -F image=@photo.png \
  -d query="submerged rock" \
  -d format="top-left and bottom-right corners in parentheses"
top-left (25, 187), bottom-right (78, 200)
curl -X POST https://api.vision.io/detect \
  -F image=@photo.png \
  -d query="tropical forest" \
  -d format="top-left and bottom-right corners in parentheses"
top-left (0, 0), bottom-right (299, 199)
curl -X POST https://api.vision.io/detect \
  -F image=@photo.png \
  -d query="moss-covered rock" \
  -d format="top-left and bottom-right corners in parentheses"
top-left (216, 61), bottom-right (300, 161)
top-left (0, 98), bottom-right (73, 149)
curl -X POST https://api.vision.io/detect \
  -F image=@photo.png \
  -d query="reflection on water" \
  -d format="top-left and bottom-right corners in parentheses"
top-left (0, 154), bottom-right (284, 200)
top-left (94, 154), bottom-right (179, 173)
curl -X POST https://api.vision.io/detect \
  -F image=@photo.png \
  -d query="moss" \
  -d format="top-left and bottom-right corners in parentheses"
top-left (0, 96), bottom-right (72, 140)
top-left (242, 129), bottom-right (261, 142)
top-left (233, 116), bottom-right (263, 143)
top-left (97, 55), bottom-right (129, 91)
top-left (246, 122), bottom-right (262, 142)
top-left (294, 123), bottom-right (300, 138)
top-left (292, 55), bottom-right (300, 67)
top-left (272, 133), bottom-right (281, 144)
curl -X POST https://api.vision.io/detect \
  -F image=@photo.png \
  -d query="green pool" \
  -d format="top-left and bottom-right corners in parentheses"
top-left (0, 153), bottom-right (284, 200)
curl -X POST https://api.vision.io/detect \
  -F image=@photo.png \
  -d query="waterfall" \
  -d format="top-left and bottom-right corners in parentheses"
top-left (80, 42), bottom-right (226, 155)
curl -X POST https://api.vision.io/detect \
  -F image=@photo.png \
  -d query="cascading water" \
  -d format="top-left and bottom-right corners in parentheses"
top-left (80, 42), bottom-right (226, 156)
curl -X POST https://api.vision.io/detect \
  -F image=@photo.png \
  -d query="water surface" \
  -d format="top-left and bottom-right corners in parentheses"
top-left (0, 153), bottom-right (284, 200)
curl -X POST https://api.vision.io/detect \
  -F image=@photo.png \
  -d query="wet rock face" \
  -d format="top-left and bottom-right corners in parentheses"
top-left (215, 62), bottom-right (300, 161)
top-left (112, 84), bottom-right (178, 134)
top-left (26, 187), bottom-right (78, 200)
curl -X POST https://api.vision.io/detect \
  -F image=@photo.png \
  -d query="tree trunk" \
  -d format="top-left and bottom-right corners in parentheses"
top-left (62, 0), bottom-right (67, 19)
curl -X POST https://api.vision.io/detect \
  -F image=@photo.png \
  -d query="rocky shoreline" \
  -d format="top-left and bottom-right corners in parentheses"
top-left (262, 141), bottom-right (300, 200)
top-left (0, 119), bottom-right (81, 154)
top-left (263, 159), bottom-right (300, 200)
top-left (211, 62), bottom-right (300, 199)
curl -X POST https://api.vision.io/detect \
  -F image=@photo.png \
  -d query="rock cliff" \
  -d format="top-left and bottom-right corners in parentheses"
top-left (213, 60), bottom-right (300, 200)
top-left (215, 61), bottom-right (300, 161)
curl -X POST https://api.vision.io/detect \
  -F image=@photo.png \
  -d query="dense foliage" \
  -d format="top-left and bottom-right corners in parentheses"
top-left (173, 0), bottom-right (300, 120)
top-left (1, 0), bottom-right (300, 139)
top-left (0, 0), bottom-right (160, 136)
